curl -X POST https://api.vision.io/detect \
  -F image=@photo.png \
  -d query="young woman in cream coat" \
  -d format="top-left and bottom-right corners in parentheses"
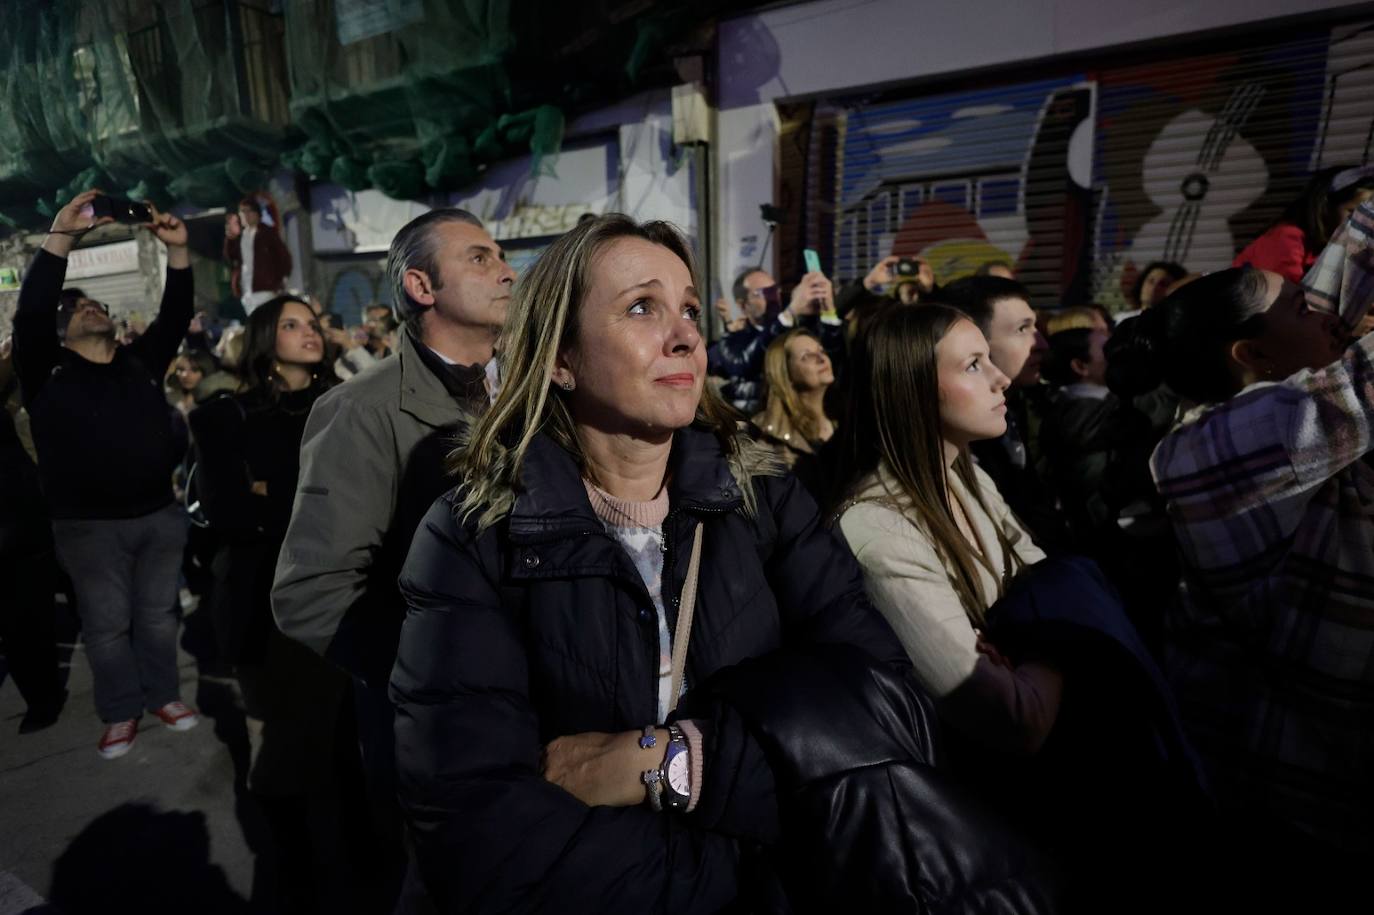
top-left (833, 304), bottom-right (1061, 755)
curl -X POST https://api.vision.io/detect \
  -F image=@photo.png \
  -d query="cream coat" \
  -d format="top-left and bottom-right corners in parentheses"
top-left (839, 461), bottom-right (1059, 753)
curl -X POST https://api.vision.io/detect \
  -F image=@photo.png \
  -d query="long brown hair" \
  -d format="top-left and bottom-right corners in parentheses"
top-left (756, 328), bottom-right (829, 449)
top-left (832, 303), bottom-right (1024, 626)
top-left (451, 214), bottom-right (768, 532)
top-left (240, 295), bottom-right (336, 401)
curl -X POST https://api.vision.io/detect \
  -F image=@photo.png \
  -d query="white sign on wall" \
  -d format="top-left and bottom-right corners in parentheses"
top-left (66, 240), bottom-right (140, 280)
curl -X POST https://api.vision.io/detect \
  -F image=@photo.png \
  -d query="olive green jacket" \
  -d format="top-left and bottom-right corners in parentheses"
top-left (272, 329), bottom-right (475, 686)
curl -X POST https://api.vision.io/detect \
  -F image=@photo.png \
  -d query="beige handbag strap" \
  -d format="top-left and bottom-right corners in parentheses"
top-left (667, 522), bottom-right (704, 711)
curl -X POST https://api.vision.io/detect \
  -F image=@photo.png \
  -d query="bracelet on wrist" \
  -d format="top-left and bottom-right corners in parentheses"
top-left (641, 767), bottom-right (664, 812)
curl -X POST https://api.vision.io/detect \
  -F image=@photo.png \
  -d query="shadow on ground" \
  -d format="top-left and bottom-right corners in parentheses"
top-left (31, 802), bottom-right (250, 914)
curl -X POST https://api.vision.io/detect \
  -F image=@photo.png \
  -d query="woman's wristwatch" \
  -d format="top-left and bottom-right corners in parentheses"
top-left (641, 724), bottom-right (691, 812)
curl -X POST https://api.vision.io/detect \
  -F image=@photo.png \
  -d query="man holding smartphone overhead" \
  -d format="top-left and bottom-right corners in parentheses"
top-left (708, 250), bottom-right (841, 414)
top-left (11, 189), bottom-right (200, 760)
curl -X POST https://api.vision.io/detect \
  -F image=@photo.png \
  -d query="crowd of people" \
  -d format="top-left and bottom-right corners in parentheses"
top-left (0, 161), bottom-right (1372, 913)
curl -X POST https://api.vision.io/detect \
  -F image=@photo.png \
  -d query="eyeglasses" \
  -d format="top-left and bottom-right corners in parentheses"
top-left (60, 299), bottom-right (110, 316)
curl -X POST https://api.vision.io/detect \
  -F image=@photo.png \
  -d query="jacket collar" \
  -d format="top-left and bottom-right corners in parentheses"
top-left (1058, 382), bottom-right (1111, 402)
top-left (397, 329), bottom-right (467, 429)
top-left (507, 424), bottom-right (744, 542)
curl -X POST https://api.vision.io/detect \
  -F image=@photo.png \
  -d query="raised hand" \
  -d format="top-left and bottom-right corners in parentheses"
top-left (787, 271), bottom-right (830, 317)
top-left (143, 202), bottom-right (188, 249)
top-left (863, 255), bottom-right (901, 292)
top-left (49, 189), bottom-right (114, 237)
top-left (43, 189), bottom-right (115, 257)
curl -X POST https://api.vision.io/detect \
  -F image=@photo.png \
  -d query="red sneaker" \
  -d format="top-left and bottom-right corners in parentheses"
top-left (152, 701), bottom-right (199, 732)
top-left (98, 719), bottom-right (138, 759)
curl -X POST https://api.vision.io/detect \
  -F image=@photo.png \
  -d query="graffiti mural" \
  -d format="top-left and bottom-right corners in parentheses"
top-left (813, 21), bottom-right (1374, 312)
top-left (314, 258), bottom-right (386, 325)
top-left (1089, 28), bottom-right (1341, 309)
top-left (832, 76), bottom-right (1094, 305)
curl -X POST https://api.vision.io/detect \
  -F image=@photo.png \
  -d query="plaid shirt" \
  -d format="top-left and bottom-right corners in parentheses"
top-left (1151, 200), bottom-right (1374, 851)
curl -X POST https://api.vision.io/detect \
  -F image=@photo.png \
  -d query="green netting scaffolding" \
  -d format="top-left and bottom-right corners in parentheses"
top-left (0, 0), bottom-right (573, 229)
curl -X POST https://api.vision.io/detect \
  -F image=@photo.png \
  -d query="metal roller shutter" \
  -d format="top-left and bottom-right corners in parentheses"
top-left (827, 75), bottom-right (1095, 307)
top-left (809, 19), bottom-right (1374, 311)
top-left (1089, 23), bottom-right (1374, 309)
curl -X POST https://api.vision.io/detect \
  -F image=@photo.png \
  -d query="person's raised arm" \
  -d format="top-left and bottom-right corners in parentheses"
top-left (1304, 198), bottom-right (1374, 330)
top-left (125, 204), bottom-right (192, 376)
top-left (13, 190), bottom-right (114, 404)
top-left (1158, 201), bottom-right (1374, 517)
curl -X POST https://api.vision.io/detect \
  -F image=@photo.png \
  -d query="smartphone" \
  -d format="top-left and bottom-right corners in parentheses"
top-left (91, 195), bottom-right (152, 225)
top-left (803, 248), bottom-right (822, 275)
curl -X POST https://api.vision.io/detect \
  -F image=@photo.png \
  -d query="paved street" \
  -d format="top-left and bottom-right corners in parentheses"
top-left (0, 599), bottom-right (258, 913)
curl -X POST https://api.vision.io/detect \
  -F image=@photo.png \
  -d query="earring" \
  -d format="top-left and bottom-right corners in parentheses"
top-left (560, 379), bottom-right (574, 392)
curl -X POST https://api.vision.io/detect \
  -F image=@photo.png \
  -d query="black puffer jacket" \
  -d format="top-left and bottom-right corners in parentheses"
top-left (393, 426), bottom-right (929, 913)
top-left (680, 644), bottom-right (1057, 914)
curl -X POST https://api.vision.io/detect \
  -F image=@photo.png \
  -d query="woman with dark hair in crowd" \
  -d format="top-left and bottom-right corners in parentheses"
top-left (832, 305), bottom-right (1056, 753)
top-left (1128, 202), bottom-right (1374, 900)
top-left (188, 295), bottom-right (360, 911)
top-left (831, 302), bottom-right (1211, 906)
top-left (1129, 260), bottom-right (1186, 311)
top-left (1234, 164), bottom-right (1374, 283)
top-left (752, 328), bottom-right (835, 465)
top-left (391, 215), bottom-right (1052, 913)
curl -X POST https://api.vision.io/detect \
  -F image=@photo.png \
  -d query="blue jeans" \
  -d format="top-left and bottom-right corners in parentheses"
top-left (52, 504), bottom-right (188, 722)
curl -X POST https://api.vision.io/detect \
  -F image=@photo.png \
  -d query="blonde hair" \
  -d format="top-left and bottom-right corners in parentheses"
top-left (1043, 307), bottom-right (1101, 337)
top-left (217, 326), bottom-right (246, 371)
top-left (755, 329), bottom-right (828, 451)
top-left (452, 214), bottom-right (775, 532)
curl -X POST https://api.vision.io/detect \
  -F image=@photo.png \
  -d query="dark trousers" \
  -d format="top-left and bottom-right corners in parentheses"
top-left (355, 678), bottom-right (434, 914)
top-left (51, 503), bottom-right (188, 722)
top-left (0, 550), bottom-right (62, 710)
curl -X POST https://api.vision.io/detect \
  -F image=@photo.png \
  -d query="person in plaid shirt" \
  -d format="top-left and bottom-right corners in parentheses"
top-left (1140, 199), bottom-right (1374, 874)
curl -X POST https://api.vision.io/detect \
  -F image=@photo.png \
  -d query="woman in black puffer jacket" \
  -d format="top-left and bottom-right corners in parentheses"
top-left (392, 215), bottom-right (1055, 914)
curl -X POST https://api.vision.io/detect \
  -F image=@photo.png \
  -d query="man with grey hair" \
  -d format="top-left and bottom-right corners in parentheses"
top-left (272, 207), bottom-right (514, 912)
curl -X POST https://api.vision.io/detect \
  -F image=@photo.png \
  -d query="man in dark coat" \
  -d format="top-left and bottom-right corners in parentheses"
top-left (12, 189), bottom-right (196, 758)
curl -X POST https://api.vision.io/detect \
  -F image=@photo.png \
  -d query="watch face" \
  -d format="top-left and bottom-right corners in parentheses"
top-left (667, 752), bottom-right (690, 795)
